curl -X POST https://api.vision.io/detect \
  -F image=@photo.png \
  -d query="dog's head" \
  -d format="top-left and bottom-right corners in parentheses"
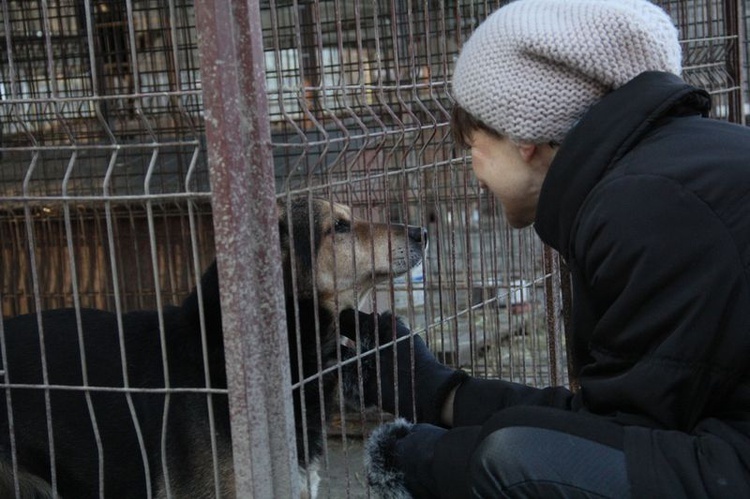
top-left (278, 198), bottom-right (427, 311)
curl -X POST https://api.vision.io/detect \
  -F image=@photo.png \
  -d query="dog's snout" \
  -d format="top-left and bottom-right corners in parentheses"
top-left (408, 226), bottom-right (428, 244)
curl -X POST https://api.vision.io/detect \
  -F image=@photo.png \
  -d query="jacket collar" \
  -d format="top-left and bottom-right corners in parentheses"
top-left (533, 71), bottom-right (710, 258)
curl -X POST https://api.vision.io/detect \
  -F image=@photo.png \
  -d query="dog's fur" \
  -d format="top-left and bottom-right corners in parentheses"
top-left (0, 198), bottom-right (426, 498)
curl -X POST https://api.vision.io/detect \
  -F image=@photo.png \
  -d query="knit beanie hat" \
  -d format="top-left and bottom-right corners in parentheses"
top-left (452, 0), bottom-right (682, 143)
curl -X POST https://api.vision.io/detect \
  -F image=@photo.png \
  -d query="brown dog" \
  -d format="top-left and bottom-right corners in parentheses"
top-left (279, 197), bottom-right (427, 496)
top-left (0, 197), bottom-right (427, 499)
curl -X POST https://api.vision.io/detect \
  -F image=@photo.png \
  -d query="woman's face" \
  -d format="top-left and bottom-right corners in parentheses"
top-left (468, 130), bottom-right (556, 228)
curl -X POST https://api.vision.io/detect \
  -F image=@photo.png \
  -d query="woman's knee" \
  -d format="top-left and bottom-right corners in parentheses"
top-left (469, 426), bottom-right (630, 498)
top-left (469, 426), bottom-right (538, 495)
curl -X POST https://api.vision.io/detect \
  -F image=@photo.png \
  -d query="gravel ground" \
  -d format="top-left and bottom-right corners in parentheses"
top-left (317, 437), bottom-right (369, 499)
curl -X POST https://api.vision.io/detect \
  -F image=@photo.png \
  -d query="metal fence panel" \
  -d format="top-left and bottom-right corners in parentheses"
top-left (0, 0), bottom-right (746, 497)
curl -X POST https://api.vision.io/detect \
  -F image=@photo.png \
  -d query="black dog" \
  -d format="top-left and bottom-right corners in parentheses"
top-left (0, 198), bottom-right (426, 498)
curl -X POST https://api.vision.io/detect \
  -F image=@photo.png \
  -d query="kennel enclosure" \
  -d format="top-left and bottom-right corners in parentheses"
top-left (1, 0), bottom-right (747, 496)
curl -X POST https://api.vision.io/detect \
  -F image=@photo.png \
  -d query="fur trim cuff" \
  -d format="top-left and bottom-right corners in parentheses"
top-left (364, 418), bottom-right (414, 499)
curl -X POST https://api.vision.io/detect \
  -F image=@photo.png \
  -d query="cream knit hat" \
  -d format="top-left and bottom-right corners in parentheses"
top-left (452, 0), bottom-right (682, 143)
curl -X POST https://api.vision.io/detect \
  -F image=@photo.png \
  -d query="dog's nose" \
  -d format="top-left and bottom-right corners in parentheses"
top-left (408, 226), bottom-right (428, 244)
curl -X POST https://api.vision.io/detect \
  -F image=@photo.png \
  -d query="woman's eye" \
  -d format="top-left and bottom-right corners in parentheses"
top-left (333, 219), bottom-right (351, 233)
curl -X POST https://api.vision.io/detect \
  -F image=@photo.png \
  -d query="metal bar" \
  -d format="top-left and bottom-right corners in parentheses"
top-left (732, 0), bottom-right (747, 125)
top-left (0, 301), bottom-right (21, 498)
top-left (101, 151), bottom-right (154, 498)
top-left (558, 256), bottom-right (578, 391)
top-left (21, 152), bottom-right (58, 497)
top-left (142, 147), bottom-right (177, 497)
top-left (722, 0), bottom-right (744, 123)
top-left (61, 149), bottom-right (106, 498)
top-left (193, 0), bottom-right (299, 497)
top-left (542, 245), bottom-right (559, 387)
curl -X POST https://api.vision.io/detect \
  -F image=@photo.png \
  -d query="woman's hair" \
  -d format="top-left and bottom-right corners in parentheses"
top-left (450, 105), bottom-right (502, 149)
top-left (451, 104), bottom-right (561, 148)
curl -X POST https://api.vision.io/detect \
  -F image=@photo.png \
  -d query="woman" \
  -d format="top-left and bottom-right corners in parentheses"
top-left (344, 0), bottom-right (750, 497)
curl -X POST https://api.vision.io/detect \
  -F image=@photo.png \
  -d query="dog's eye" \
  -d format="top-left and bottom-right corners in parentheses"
top-left (333, 219), bottom-right (351, 234)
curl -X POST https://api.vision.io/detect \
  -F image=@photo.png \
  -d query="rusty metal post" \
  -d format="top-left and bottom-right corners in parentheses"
top-left (193, 1), bottom-right (299, 497)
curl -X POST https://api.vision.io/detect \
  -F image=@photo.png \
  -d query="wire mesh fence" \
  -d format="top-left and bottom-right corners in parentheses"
top-left (0, 0), bottom-right (746, 497)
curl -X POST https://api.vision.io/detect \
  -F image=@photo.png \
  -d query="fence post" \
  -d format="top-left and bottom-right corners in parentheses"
top-left (193, 1), bottom-right (299, 497)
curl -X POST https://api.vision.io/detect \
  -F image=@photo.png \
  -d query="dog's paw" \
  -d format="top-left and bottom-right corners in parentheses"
top-left (364, 418), bottom-right (414, 499)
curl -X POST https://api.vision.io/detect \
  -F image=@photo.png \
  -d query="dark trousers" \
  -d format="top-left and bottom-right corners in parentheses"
top-left (470, 426), bottom-right (630, 498)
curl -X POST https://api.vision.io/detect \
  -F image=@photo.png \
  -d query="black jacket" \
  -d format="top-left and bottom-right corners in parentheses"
top-left (428, 72), bottom-right (750, 497)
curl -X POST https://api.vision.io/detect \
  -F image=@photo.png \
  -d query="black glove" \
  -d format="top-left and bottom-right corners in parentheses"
top-left (365, 418), bottom-right (447, 498)
top-left (339, 309), bottom-right (468, 424)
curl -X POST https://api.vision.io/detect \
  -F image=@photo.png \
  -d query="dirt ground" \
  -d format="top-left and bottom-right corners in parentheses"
top-left (317, 437), bottom-right (369, 498)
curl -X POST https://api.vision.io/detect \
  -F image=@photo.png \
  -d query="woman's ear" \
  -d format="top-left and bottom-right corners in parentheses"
top-left (516, 143), bottom-right (537, 163)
